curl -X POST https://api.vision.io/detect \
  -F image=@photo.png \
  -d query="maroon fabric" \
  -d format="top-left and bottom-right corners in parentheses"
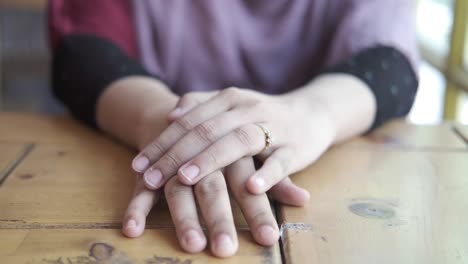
top-left (48, 0), bottom-right (138, 58)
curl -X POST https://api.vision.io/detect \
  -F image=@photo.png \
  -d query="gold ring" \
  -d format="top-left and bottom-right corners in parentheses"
top-left (255, 123), bottom-right (273, 154)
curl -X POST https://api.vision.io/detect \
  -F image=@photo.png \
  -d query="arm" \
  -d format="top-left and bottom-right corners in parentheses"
top-left (133, 1), bottom-right (419, 194)
top-left (49, 0), bottom-right (178, 147)
top-left (49, 2), bottom-right (301, 257)
top-left (96, 76), bottom-right (177, 149)
top-left (321, 0), bottom-right (419, 131)
top-left (282, 73), bottom-right (375, 144)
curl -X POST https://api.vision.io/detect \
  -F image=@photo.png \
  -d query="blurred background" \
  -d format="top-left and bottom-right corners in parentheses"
top-left (0, 0), bottom-right (467, 124)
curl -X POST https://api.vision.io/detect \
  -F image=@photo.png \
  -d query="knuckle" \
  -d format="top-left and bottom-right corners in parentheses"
top-left (180, 92), bottom-right (198, 106)
top-left (144, 141), bottom-right (166, 159)
top-left (208, 217), bottom-right (232, 232)
top-left (269, 156), bottom-right (289, 177)
top-left (173, 116), bottom-right (196, 133)
top-left (224, 86), bottom-right (240, 94)
top-left (194, 122), bottom-right (218, 143)
top-left (165, 176), bottom-right (178, 189)
top-left (124, 208), bottom-right (141, 222)
top-left (159, 151), bottom-right (183, 173)
top-left (164, 178), bottom-right (190, 200)
top-left (222, 87), bottom-right (242, 99)
top-left (251, 211), bottom-right (272, 226)
top-left (236, 185), bottom-right (252, 201)
top-left (195, 175), bottom-right (226, 198)
top-left (251, 101), bottom-right (270, 114)
top-left (199, 149), bottom-right (221, 170)
top-left (233, 127), bottom-right (256, 149)
top-left (176, 217), bottom-right (199, 230)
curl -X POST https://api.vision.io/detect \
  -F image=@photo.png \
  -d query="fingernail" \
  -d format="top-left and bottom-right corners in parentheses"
top-left (258, 225), bottom-right (277, 242)
top-left (302, 189), bottom-right (311, 201)
top-left (144, 169), bottom-right (162, 188)
top-left (216, 233), bottom-right (234, 252)
top-left (133, 156), bottom-right (149, 172)
top-left (254, 177), bottom-right (265, 189)
top-left (184, 230), bottom-right (203, 246)
top-left (126, 219), bottom-right (137, 229)
top-left (180, 165), bottom-right (200, 182)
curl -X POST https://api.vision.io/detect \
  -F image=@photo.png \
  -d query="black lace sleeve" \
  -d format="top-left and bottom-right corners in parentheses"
top-left (52, 34), bottom-right (155, 128)
top-left (323, 46), bottom-right (419, 130)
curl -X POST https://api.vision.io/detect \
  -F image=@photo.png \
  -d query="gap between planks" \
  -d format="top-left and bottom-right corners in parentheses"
top-left (452, 125), bottom-right (468, 147)
top-left (0, 143), bottom-right (34, 186)
top-left (273, 201), bottom-right (287, 264)
top-left (0, 221), bottom-right (252, 231)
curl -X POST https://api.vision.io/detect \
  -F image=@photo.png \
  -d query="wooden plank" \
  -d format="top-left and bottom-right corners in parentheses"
top-left (0, 113), bottom-right (117, 147)
top-left (1, 114), bottom-right (464, 151)
top-left (0, 114), bottom-right (276, 262)
top-left (453, 124), bottom-right (468, 144)
top-left (278, 149), bottom-right (468, 264)
top-left (337, 120), bottom-right (466, 151)
top-left (0, 230), bottom-right (28, 255)
top-left (0, 144), bottom-right (248, 228)
top-left (0, 142), bottom-right (30, 185)
top-left (0, 229), bottom-right (281, 263)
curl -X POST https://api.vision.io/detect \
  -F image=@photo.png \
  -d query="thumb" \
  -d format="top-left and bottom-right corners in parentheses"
top-left (268, 177), bottom-right (310, 207)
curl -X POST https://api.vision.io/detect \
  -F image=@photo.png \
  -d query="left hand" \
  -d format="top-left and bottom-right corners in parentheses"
top-left (123, 155), bottom-right (309, 257)
top-left (123, 89), bottom-right (310, 256)
top-left (132, 87), bottom-right (336, 194)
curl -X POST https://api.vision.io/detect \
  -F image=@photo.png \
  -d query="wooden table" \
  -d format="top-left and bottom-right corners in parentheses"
top-left (0, 113), bottom-right (467, 264)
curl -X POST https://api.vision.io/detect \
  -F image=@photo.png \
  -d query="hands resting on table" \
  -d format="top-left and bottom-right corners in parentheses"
top-left (108, 75), bottom-right (374, 258)
top-left (120, 87), bottom-right (337, 257)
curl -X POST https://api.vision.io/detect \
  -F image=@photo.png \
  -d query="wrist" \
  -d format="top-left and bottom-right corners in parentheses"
top-left (135, 81), bottom-right (179, 150)
top-left (279, 86), bottom-right (338, 145)
top-left (96, 76), bottom-right (179, 150)
top-left (281, 73), bottom-right (375, 144)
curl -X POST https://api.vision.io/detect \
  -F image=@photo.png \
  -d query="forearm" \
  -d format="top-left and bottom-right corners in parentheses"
top-left (96, 76), bottom-right (178, 149)
top-left (282, 73), bottom-right (376, 144)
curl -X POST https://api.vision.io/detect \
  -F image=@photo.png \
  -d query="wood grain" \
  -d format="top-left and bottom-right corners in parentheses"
top-left (0, 113), bottom-right (119, 148)
top-left (0, 144), bottom-right (248, 228)
top-left (1, 114), bottom-right (464, 151)
top-left (0, 229), bottom-right (281, 263)
top-left (337, 120), bottom-right (466, 151)
top-left (0, 230), bottom-right (28, 255)
top-left (278, 148), bottom-right (468, 264)
top-left (0, 114), bottom-right (275, 262)
top-left (3, 114), bottom-right (466, 263)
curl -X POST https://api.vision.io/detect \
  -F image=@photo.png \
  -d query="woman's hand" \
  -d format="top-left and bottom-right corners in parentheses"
top-left (132, 86), bottom-right (337, 194)
top-left (122, 161), bottom-right (309, 258)
top-left (123, 89), bottom-right (310, 257)
top-left (123, 159), bottom-right (277, 258)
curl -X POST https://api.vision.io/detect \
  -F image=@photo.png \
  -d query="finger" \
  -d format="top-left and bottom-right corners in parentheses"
top-left (246, 148), bottom-right (295, 194)
top-left (122, 176), bottom-right (160, 238)
top-left (195, 171), bottom-right (238, 258)
top-left (167, 91), bottom-right (220, 122)
top-left (268, 177), bottom-right (310, 207)
top-left (178, 123), bottom-right (267, 185)
top-left (226, 157), bottom-right (279, 246)
top-left (143, 108), bottom-right (263, 189)
top-left (165, 177), bottom-right (207, 253)
top-left (132, 88), bottom-right (243, 174)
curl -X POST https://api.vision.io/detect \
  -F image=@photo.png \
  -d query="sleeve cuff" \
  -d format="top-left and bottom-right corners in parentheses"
top-left (52, 34), bottom-right (155, 128)
top-left (323, 46), bottom-right (419, 131)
